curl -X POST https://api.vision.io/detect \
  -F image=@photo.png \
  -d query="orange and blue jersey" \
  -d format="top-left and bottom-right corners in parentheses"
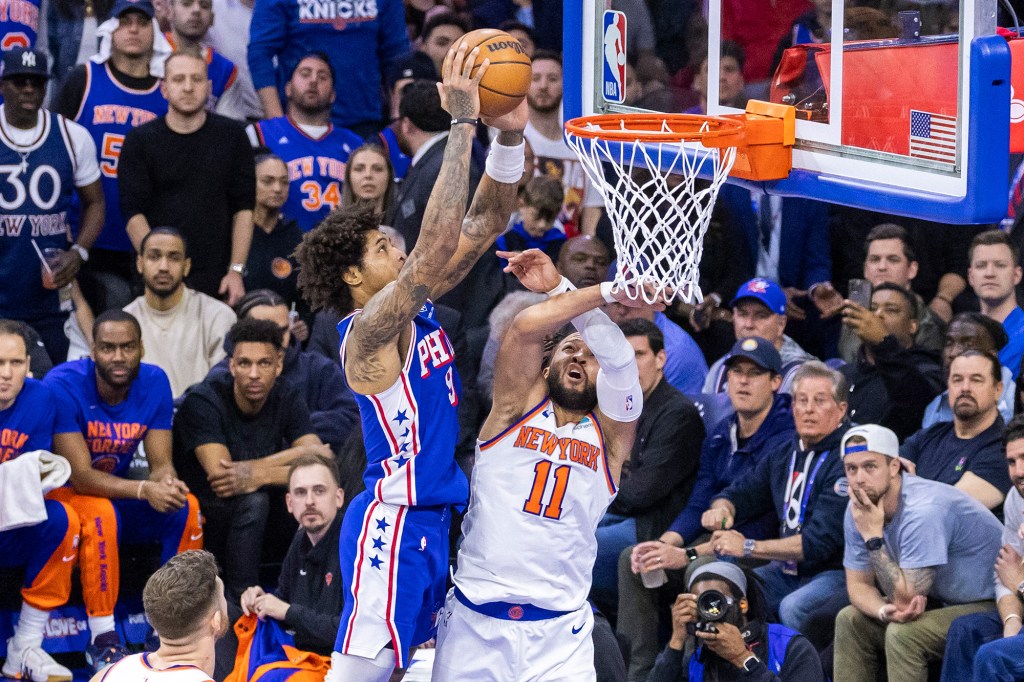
top-left (45, 358), bottom-right (173, 476)
top-left (0, 378), bottom-right (57, 463)
top-left (0, 0), bottom-right (40, 50)
top-left (376, 126), bottom-right (409, 180)
top-left (164, 35), bottom-right (238, 110)
top-left (337, 301), bottom-right (468, 508)
top-left (74, 61), bottom-right (168, 252)
top-left (252, 116), bottom-right (364, 232)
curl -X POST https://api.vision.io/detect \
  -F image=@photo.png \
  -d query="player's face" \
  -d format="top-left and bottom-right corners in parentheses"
top-left (138, 233), bottom-right (189, 298)
top-left (527, 58), bottom-right (563, 114)
top-left (942, 319), bottom-right (997, 375)
top-left (557, 237), bottom-right (610, 288)
top-left (357, 230), bottom-right (406, 293)
top-left (93, 322), bottom-right (143, 389)
top-left (422, 24), bottom-right (465, 74)
top-left (286, 463), bottom-right (343, 534)
top-left (843, 450), bottom-right (896, 505)
top-left (870, 289), bottom-right (916, 347)
top-left (718, 56), bottom-right (745, 107)
top-left (347, 148), bottom-right (390, 203)
top-left (791, 376), bottom-right (846, 446)
top-left (255, 158), bottom-right (289, 212)
top-left (545, 333), bottom-right (599, 413)
top-left (0, 75), bottom-right (46, 120)
top-left (170, 0), bottom-right (214, 40)
top-left (286, 56), bottom-right (334, 115)
top-left (864, 238), bottom-right (917, 288)
top-left (162, 55), bottom-right (210, 116)
top-left (732, 299), bottom-right (785, 346)
top-left (0, 334), bottom-right (29, 411)
top-left (111, 11), bottom-right (154, 57)
top-left (969, 243), bottom-right (1022, 306)
top-left (1006, 438), bottom-right (1024, 498)
top-left (627, 334), bottom-right (664, 396)
top-left (230, 341), bottom-right (283, 405)
top-left (246, 304), bottom-right (292, 350)
top-left (948, 354), bottom-right (1001, 421)
top-left (726, 358), bottom-right (779, 416)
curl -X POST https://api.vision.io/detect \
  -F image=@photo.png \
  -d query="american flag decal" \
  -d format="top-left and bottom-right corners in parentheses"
top-left (908, 110), bottom-right (957, 164)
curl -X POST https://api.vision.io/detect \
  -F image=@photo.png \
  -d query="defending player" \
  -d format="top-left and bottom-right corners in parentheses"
top-left (89, 550), bottom-right (228, 682)
top-left (294, 43), bottom-right (527, 682)
top-left (432, 248), bottom-right (647, 681)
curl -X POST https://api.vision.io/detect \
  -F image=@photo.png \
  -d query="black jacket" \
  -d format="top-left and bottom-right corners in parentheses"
top-left (276, 513), bottom-right (344, 655)
top-left (841, 336), bottom-right (943, 441)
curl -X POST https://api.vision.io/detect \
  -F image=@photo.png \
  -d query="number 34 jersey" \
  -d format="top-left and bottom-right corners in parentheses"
top-left (454, 398), bottom-right (618, 612)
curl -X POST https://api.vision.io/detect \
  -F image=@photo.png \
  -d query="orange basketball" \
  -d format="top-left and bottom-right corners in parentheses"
top-left (445, 29), bottom-right (532, 118)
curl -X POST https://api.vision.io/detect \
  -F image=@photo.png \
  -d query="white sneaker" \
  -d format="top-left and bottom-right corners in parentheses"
top-left (2, 639), bottom-right (73, 682)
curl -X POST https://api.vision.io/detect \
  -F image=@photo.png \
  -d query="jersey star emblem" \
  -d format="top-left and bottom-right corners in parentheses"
top-left (372, 536), bottom-right (386, 550)
top-left (395, 455), bottom-right (409, 467)
top-left (394, 410), bottom-right (409, 425)
top-left (376, 517), bottom-right (390, 531)
top-left (369, 555), bottom-right (384, 570)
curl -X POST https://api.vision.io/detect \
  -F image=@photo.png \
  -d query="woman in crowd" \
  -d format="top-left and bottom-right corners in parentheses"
top-left (340, 143), bottom-right (396, 215)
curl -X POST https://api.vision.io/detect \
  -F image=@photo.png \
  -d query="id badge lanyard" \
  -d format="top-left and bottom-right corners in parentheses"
top-left (779, 450), bottom-right (828, 575)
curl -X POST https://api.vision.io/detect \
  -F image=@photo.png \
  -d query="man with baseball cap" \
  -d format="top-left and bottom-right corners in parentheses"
top-left (703, 278), bottom-right (816, 395)
top-left (647, 561), bottom-right (824, 681)
top-left (833, 424), bottom-right (1002, 682)
top-left (0, 47), bottom-right (104, 363)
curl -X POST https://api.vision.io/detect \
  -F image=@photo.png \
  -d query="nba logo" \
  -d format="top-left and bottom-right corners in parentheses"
top-left (602, 10), bottom-right (627, 104)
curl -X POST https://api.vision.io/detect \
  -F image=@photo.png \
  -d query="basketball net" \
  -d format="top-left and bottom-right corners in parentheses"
top-left (565, 118), bottom-right (738, 305)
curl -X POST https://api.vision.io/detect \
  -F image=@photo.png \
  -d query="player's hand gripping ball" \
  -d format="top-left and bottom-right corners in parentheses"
top-left (443, 29), bottom-right (532, 118)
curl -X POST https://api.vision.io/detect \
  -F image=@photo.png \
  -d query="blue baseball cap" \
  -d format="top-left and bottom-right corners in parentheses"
top-left (724, 336), bottom-right (782, 374)
top-left (111, 0), bottom-right (155, 18)
top-left (730, 278), bottom-right (786, 316)
top-left (0, 48), bottom-right (49, 80)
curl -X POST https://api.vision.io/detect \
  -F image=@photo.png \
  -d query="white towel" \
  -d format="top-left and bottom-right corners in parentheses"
top-left (91, 17), bottom-right (173, 78)
top-left (0, 451), bottom-right (72, 532)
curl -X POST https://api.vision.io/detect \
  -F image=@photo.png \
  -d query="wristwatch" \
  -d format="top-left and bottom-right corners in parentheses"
top-left (743, 539), bottom-right (756, 558)
top-left (865, 537), bottom-right (884, 552)
top-left (742, 654), bottom-right (762, 673)
top-left (229, 263), bottom-right (245, 276)
top-left (70, 243), bottom-right (89, 262)
top-left (685, 547), bottom-right (699, 563)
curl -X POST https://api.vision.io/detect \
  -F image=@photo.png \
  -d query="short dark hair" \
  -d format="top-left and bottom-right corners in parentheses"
top-left (228, 318), bottom-right (284, 353)
top-left (290, 51), bottom-right (335, 85)
top-left (139, 226), bottom-right (188, 258)
top-left (969, 229), bottom-right (1021, 267)
top-left (255, 152), bottom-right (286, 169)
top-left (143, 550), bottom-right (220, 641)
top-left (720, 39), bottom-right (746, 73)
top-left (93, 309), bottom-right (142, 343)
top-left (235, 289), bottom-right (287, 319)
top-left (0, 319), bottom-right (31, 356)
top-left (951, 349), bottom-right (1002, 384)
top-left (872, 282), bottom-right (918, 319)
top-left (521, 175), bottom-right (564, 224)
top-left (865, 223), bottom-right (916, 263)
top-left (618, 318), bottom-right (665, 354)
top-left (399, 79), bottom-right (449, 133)
top-left (287, 453), bottom-right (341, 488)
top-left (295, 206), bottom-right (381, 314)
top-left (421, 10), bottom-right (469, 41)
top-left (498, 20), bottom-right (536, 44)
top-left (1005, 413), bottom-right (1024, 448)
top-left (950, 312), bottom-right (1009, 351)
top-left (531, 49), bottom-right (562, 69)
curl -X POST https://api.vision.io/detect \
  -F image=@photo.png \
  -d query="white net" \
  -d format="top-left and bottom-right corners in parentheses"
top-left (565, 118), bottom-right (738, 305)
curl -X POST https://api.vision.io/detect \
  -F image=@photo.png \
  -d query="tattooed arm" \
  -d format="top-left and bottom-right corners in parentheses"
top-left (344, 44), bottom-right (483, 395)
top-left (869, 545), bottom-right (936, 603)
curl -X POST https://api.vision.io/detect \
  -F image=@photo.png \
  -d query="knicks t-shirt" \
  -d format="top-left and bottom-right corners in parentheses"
top-left (46, 358), bottom-right (173, 476)
top-left (0, 378), bottom-right (57, 463)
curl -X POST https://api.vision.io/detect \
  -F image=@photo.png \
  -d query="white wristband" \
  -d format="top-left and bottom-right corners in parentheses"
top-left (546, 276), bottom-right (575, 297)
top-left (485, 140), bottom-right (526, 184)
top-left (599, 281), bottom-right (617, 304)
top-left (877, 606), bottom-right (888, 623)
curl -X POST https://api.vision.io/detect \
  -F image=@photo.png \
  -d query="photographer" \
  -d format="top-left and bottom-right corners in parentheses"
top-left (649, 562), bottom-right (824, 681)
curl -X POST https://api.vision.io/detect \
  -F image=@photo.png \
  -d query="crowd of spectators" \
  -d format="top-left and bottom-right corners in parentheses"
top-left (7, 0), bottom-right (1024, 680)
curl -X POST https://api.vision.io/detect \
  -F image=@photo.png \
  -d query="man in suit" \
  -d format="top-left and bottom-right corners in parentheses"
top-left (386, 80), bottom-right (482, 250)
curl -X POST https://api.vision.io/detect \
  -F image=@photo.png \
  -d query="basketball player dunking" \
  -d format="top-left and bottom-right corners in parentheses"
top-left (294, 43), bottom-right (528, 682)
top-left (432, 248), bottom-right (651, 681)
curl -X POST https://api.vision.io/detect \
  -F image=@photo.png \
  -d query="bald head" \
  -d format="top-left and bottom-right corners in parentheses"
top-left (557, 235), bottom-right (611, 288)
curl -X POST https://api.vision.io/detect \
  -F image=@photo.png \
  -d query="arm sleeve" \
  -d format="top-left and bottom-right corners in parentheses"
top-left (871, 338), bottom-right (944, 431)
top-left (46, 380), bottom-right (84, 435)
top-left (283, 604), bottom-right (342, 653)
top-left (667, 435), bottom-right (722, 542)
top-left (843, 506), bottom-right (871, 571)
top-left (996, 493), bottom-right (1024, 600)
top-left (274, 535), bottom-right (299, 601)
top-left (570, 306), bottom-right (641, 422)
top-left (283, 389), bottom-right (315, 444)
top-left (898, 428), bottom-right (924, 464)
top-left (175, 392), bottom-right (229, 451)
top-left (646, 645), bottom-right (688, 682)
top-left (117, 127), bottom-right (152, 220)
top-left (65, 120), bottom-right (101, 186)
top-left (891, 506), bottom-right (950, 569)
top-left (205, 306), bottom-right (236, 367)
top-left (799, 200), bottom-right (832, 288)
top-left (247, 0), bottom-right (287, 90)
top-left (799, 457), bottom-right (851, 567)
top-left (966, 444), bottom-right (1014, 494)
top-left (307, 359), bottom-right (358, 450)
top-left (52, 65), bottom-right (89, 119)
top-left (151, 370), bottom-right (174, 430)
top-left (713, 447), bottom-right (777, 523)
top-left (228, 125), bottom-right (256, 214)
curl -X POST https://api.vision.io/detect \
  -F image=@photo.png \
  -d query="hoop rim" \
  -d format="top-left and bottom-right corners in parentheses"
top-left (564, 113), bottom-right (745, 148)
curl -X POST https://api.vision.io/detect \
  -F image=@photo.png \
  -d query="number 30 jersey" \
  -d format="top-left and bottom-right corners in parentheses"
top-left (338, 301), bottom-right (469, 508)
top-left (454, 398), bottom-right (618, 612)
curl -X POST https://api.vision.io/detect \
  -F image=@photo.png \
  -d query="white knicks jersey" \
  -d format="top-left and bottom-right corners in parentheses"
top-left (454, 397), bottom-right (617, 612)
top-left (96, 653), bottom-right (214, 681)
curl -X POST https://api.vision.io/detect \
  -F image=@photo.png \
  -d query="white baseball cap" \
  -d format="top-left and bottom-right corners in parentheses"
top-left (841, 424), bottom-right (900, 459)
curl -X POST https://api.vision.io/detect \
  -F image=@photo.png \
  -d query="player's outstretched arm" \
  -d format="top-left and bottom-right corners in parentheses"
top-left (432, 101), bottom-right (529, 299)
top-left (345, 44), bottom-right (483, 392)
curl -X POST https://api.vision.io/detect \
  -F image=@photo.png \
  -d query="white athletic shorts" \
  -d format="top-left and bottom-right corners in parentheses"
top-left (431, 588), bottom-right (596, 681)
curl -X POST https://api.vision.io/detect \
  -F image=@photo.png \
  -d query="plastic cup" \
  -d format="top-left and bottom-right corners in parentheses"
top-left (641, 568), bottom-right (668, 589)
top-left (41, 247), bottom-right (63, 290)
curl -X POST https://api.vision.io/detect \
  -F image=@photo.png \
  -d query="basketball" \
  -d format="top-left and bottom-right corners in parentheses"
top-left (445, 29), bottom-right (532, 118)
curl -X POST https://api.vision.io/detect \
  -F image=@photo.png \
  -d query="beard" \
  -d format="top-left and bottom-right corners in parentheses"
top-left (546, 370), bottom-right (598, 413)
top-left (952, 394), bottom-right (980, 420)
top-left (96, 362), bottom-right (140, 388)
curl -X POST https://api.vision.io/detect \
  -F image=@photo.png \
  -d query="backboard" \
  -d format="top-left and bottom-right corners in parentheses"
top-left (563, 0), bottom-right (1015, 224)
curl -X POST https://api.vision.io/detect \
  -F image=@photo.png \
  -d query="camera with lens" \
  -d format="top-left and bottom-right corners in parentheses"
top-left (694, 589), bottom-right (738, 634)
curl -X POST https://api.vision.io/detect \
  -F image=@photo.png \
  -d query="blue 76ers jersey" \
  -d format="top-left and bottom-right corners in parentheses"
top-left (75, 62), bottom-right (167, 252)
top-left (254, 116), bottom-right (364, 232)
top-left (0, 0), bottom-right (40, 50)
top-left (338, 301), bottom-right (469, 508)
